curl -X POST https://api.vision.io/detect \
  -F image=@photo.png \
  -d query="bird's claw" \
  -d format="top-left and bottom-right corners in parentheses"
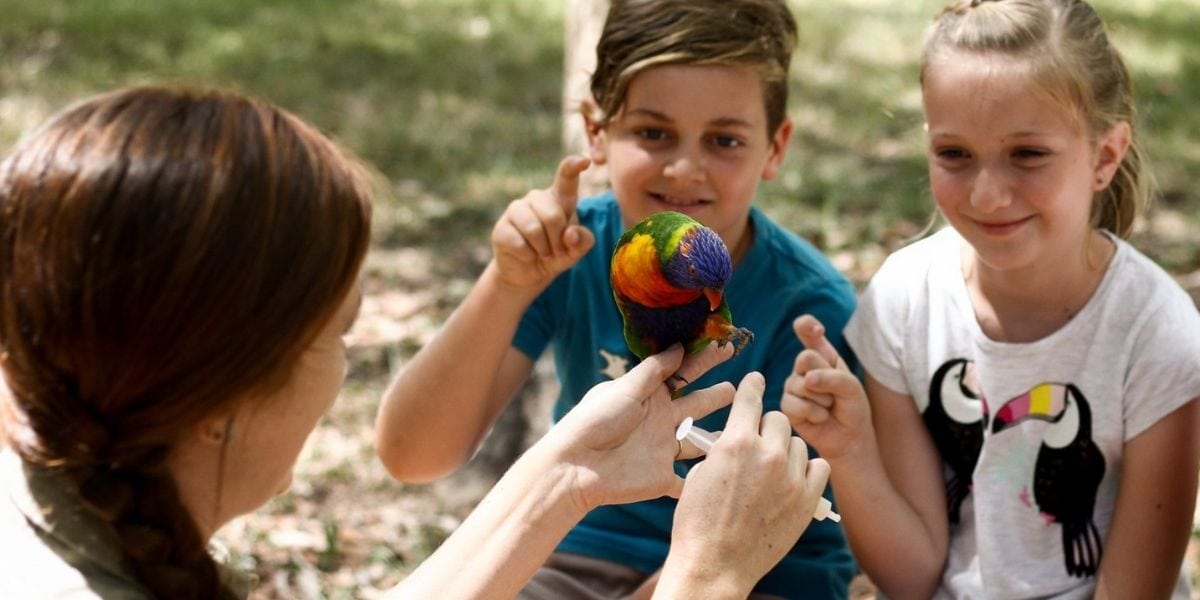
top-left (665, 374), bottom-right (690, 399)
top-left (717, 327), bottom-right (755, 357)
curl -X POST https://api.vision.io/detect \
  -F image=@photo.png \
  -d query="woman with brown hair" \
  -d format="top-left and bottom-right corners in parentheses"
top-left (0, 86), bottom-right (831, 599)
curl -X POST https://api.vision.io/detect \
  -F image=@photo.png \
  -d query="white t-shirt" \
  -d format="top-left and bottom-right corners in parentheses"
top-left (846, 227), bottom-right (1200, 599)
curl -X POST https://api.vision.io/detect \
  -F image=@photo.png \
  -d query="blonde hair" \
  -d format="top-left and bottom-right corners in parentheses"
top-left (921, 0), bottom-right (1150, 238)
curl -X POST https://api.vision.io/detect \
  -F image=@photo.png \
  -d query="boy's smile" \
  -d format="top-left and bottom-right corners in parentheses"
top-left (586, 63), bottom-right (791, 260)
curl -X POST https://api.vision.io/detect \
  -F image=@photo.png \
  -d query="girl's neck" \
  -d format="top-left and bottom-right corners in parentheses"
top-left (963, 230), bottom-right (1115, 343)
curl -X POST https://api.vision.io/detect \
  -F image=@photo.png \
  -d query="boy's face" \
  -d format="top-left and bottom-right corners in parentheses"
top-left (587, 64), bottom-right (791, 255)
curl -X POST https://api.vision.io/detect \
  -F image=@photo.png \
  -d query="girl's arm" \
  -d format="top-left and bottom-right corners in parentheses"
top-left (836, 375), bottom-right (951, 599)
top-left (783, 316), bottom-right (950, 598)
top-left (1094, 397), bottom-right (1200, 599)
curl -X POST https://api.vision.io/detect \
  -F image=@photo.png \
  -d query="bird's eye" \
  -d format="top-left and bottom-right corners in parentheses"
top-left (688, 264), bottom-right (697, 277)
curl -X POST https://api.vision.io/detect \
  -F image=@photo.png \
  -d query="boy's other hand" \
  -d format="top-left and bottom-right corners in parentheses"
top-left (491, 155), bottom-right (597, 292)
top-left (781, 314), bottom-right (873, 461)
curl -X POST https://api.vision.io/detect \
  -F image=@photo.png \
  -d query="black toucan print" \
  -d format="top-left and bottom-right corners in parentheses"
top-left (991, 383), bottom-right (1105, 578)
top-left (925, 358), bottom-right (986, 524)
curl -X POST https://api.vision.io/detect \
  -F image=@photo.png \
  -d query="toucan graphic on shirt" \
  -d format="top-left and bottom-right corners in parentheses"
top-left (990, 382), bottom-right (1106, 578)
top-left (925, 358), bottom-right (986, 524)
top-left (925, 359), bottom-right (1106, 578)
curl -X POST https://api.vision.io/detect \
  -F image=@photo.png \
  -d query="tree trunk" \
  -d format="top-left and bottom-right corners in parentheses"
top-left (563, 0), bottom-right (609, 197)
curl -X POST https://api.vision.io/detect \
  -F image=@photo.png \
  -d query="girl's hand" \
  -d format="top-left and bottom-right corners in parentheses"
top-left (547, 341), bottom-right (736, 511)
top-left (781, 314), bottom-right (875, 461)
top-left (490, 155), bottom-right (596, 294)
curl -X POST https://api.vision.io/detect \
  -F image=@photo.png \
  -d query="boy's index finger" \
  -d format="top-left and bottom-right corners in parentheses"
top-left (552, 155), bottom-right (591, 214)
top-left (793, 314), bottom-right (842, 370)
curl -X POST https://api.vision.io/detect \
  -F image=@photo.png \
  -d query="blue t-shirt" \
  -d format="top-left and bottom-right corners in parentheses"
top-left (513, 193), bottom-right (858, 598)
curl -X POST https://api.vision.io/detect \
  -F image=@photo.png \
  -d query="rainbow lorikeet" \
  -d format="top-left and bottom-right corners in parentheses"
top-left (610, 211), bottom-right (753, 364)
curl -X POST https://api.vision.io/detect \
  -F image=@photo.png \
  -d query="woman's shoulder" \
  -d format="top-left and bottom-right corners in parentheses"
top-left (0, 450), bottom-right (153, 599)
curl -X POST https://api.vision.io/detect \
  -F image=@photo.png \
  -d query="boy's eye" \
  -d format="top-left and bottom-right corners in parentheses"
top-left (934, 147), bottom-right (969, 160)
top-left (711, 135), bottom-right (744, 149)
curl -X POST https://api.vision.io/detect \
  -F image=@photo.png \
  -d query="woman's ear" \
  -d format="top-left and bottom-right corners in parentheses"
top-left (581, 98), bottom-right (608, 166)
top-left (1093, 121), bottom-right (1132, 191)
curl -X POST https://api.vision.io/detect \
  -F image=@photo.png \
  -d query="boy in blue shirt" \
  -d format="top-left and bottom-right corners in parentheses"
top-left (376, 1), bottom-right (857, 597)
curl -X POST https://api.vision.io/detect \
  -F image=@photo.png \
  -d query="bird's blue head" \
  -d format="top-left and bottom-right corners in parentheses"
top-left (663, 225), bottom-right (733, 293)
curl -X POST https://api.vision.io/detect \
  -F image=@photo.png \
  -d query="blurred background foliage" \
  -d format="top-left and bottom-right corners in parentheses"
top-left (2, 0), bottom-right (1197, 597)
top-left (2, 0), bottom-right (1197, 281)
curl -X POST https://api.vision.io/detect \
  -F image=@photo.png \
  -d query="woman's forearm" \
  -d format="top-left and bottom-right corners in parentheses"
top-left (387, 440), bottom-right (585, 599)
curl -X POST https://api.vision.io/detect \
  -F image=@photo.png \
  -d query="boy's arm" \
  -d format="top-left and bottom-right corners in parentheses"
top-left (783, 316), bottom-right (950, 598)
top-left (375, 156), bottom-right (596, 482)
top-left (375, 262), bottom-right (539, 482)
top-left (1094, 397), bottom-right (1200, 599)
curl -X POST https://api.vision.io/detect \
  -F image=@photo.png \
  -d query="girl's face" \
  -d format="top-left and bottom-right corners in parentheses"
top-left (922, 51), bottom-right (1128, 276)
top-left (586, 63), bottom-right (792, 259)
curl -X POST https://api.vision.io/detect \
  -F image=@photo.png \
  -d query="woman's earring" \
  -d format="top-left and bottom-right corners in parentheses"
top-left (205, 419), bottom-right (235, 443)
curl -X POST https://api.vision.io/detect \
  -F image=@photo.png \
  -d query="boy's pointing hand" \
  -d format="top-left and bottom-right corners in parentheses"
top-left (491, 155), bottom-right (597, 292)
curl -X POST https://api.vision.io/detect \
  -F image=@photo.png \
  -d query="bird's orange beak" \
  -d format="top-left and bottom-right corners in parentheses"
top-left (704, 288), bottom-right (723, 311)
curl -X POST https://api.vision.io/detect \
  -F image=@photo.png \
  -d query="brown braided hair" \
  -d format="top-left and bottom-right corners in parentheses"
top-left (589, 0), bottom-right (798, 136)
top-left (0, 86), bottom-right (372, 598)
top-left (921, 0), bottom-right (1151, 238)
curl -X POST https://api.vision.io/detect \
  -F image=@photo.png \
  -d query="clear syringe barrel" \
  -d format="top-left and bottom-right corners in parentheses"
top-left (674, 417), bottom-right (842, 523)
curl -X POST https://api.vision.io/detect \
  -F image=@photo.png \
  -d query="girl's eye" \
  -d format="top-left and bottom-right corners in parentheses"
top-left (1014, 148), bottom-right (1049, 160)
top-left (638, 128), bottom-right (667, 141)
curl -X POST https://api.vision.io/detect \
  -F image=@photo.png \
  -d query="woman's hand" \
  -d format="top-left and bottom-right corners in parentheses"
top-left (654, 372), bottom-right (832, 598)
top-left (546, 341), bottom-right (736, 511)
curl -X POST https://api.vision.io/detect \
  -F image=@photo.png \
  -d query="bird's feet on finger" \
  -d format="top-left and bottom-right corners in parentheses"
top-left (718, 327), bottom-right (755, 357)
top-left (666, 373), bottom-right (690, 399)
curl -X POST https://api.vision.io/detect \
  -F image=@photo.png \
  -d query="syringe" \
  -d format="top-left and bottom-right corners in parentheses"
top-left (675, 417), bottom-right (842, 523)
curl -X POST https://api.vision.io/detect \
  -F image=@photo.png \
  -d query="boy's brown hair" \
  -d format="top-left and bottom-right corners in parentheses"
top-left (589, 0), bottom-right (798, 135)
